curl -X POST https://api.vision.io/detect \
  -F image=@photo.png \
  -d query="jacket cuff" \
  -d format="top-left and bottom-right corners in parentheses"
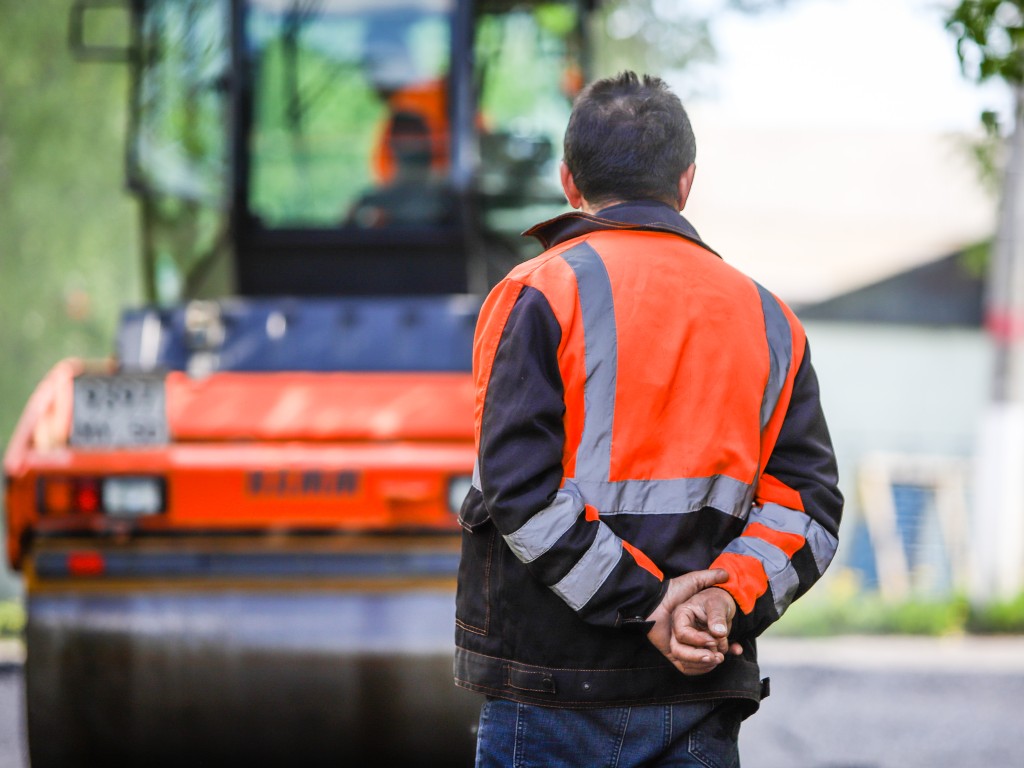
top-left (616, 579), bottom-right (667, 633)
top-left (709, 552), bottom-right (767, 615)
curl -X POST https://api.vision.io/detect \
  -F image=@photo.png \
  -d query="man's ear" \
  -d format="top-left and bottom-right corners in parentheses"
top-left (560, 161), bottom-right (584, 210)
top-left (677, 164), bottom-right (697, 211)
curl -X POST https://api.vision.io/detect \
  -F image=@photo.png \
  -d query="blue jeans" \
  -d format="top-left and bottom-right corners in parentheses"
top-left (474, 697), bottom-right (742, 768)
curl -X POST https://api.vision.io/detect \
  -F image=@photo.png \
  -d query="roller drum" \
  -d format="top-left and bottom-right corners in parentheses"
top-left (25, 589), bottom-right (479, 767)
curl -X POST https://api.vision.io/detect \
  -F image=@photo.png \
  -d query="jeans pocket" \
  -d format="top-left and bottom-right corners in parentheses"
top-left (688, 701), bottom-right (742, 768)
top-left (513, 701), bottom-right (628, 768)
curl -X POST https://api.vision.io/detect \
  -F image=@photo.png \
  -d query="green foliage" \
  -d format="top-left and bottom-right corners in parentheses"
top-left (772, 572), bottom-right (1024, 636)
top-left (966, 590), bottom-right (1024, 632)
top-left (774, 591), bottom-right (972, 636)
top-left (593, 0), bottom-right (795, 79)
top-left (249, 37), bottom-right (384, 226)
top-left (945, 3), bottom-right (1022, 196)
top-left (959, 238), bottom-right (992, 277)
top-left (0, 600), bottom-right (25, 639)
top-left (967, 110), bottom-right (1007, 195)
top-left (947, 0), bottom-right (1024, 85)
top-left (0, 0), bottom-right (140, 431)
top-left (0, 1), bottom-right (140, 598)
top-left (593, 0), bottom-right (716, 77)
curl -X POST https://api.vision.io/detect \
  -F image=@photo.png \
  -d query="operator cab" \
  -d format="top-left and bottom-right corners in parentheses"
top-left (126, 0), bottom-right (588, 301)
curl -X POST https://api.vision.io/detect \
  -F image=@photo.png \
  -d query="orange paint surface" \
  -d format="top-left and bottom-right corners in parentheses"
top-left (4, 363), bottom-right (476, 569)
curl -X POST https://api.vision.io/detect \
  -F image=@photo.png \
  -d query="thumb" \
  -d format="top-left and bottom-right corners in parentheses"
top-left (706, 601), bottom-right (730, 638)
top-left (682, 568), bottom-right (729, 594)
top-left (663, 569), bottom-right (731, 612)
top-left (704, 587), bottom-right (738, 640)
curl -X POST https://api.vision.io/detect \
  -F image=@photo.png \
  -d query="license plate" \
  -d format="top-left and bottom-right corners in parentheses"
top-left (71, 375), bottom-right (168, 447)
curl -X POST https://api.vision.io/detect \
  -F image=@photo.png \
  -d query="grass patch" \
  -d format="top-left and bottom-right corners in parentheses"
top-left (0, 600), bottom-right (25, 639)
top-left (772, 570), bottom-right (1024, 636)
top-left (967, 591), bottom-right (1024, 634)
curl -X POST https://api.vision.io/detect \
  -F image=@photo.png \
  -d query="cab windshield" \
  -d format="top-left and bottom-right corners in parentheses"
top-left (129, 0), bottom-right (583, 300)
top-left (246, 0), bottom-right (455, 229)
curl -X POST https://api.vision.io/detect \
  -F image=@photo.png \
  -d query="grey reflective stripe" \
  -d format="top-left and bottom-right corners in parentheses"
top-left (551, 523), bottom-right (623, 611)
top-left (557, 251), bottom-right (796, 520)
top-left (561, 243), bottom-right (617, 482)
top-left (756, 284), bottom-right (792, 430)
top-left (503, 482), bottom-right (585, 564)
top-left (574, 474), bottom-right (753, 519)
top-left (753, 503), bottom-right (839, 575)
top-left (471, 458), bottom-right (481, 491)
top-left (542, 246), bottom-right (803, 614)
top-left (721, 536), bottom-right (800, 616)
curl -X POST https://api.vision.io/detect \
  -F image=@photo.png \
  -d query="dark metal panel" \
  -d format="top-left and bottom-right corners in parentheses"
top-left (26, 589), bottom-right (479, 767)
top-left (117, 295), bottom-right (480, 373)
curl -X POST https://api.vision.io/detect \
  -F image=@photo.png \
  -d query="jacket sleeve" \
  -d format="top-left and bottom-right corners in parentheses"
top-left (711, 341), bottom-right (843, 638)
top-left (471, 281), bottom-right (666, 629)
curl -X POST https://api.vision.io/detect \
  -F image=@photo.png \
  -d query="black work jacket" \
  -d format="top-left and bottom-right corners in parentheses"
top-left (454, 202), bottom-right (842, 711)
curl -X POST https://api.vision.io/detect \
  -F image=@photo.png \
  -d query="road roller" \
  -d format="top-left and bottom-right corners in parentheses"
top-left (4, 0), bottom-right (595, 763)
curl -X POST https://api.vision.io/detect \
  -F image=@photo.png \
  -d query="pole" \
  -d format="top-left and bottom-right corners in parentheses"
top-left (972, 83), bottom-right (1024, 602)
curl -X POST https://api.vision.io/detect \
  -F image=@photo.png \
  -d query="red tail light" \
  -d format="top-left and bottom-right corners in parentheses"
top-left (67, 551), bottom-right (105, 577)
top-left (38, 475), bottom-right (165, 517)
top-left (74, 478), bottom-right (101, 514)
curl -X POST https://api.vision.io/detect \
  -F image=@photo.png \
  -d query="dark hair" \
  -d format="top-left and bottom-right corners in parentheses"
top-left (563, 71), bottom-right (696, 208)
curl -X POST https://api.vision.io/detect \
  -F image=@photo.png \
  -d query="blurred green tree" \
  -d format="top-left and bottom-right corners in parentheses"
top-left (948, 0), bottom-right (1024, 85)
top-left (947, 1), bottom-right (1024, 189)
top-left (0, 0), bottom-right (139, 598)
top-left (592, 0), bottom-right (795, 82)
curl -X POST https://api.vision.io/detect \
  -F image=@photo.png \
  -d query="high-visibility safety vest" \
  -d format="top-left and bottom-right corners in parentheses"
top-left (455, 203), bottom-right (842, 708)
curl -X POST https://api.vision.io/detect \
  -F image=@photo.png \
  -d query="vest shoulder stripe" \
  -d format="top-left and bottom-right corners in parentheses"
top-left (755, 283), bottom-right (793, 431)
top-left (560, 242), bottom-right (617, 482)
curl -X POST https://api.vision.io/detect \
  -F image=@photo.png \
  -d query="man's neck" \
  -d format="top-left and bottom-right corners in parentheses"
top-left (589, 199), bottom-right (679, 216)
top-left (580, 198), bottom-right (624, 214)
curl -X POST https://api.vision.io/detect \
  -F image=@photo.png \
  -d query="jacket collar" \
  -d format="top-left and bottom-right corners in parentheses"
top-left (522, 200), bottom-right (719, 258)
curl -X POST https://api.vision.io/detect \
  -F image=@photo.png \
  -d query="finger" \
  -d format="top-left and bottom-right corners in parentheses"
top-left (671, 600), bottom-right (709, 632)
top-left (669, 636), bottom-right (724, 668)
top-left (729, 642), bottom-right (744, 656)
top-left (681, 661), bottom-right (719, 676)
top-left (706, 605), bottom-right (730, 639)
top-left (669, 652), bottom-right (722, 677)
top-left (682, 568), bottom-right (729, 594)
top-left (671, 610), bottom-right (721, 653)
top-left (673, 625), bottom-right (717, 649)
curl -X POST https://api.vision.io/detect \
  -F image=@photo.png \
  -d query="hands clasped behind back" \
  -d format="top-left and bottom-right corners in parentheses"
top-left (646, 569), bottom-right (743, 677)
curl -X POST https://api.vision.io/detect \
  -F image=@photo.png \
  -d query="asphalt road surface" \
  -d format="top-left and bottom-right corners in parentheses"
top-left (0, 643), bottom-right (25, 768)
top-left (2, 636), bottom-right (1023, 767)
top-left (740, 636), bottom-right (1024, 767)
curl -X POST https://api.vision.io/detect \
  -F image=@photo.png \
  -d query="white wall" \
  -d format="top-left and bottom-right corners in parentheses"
top-left (807, 322), bottom-right (991, 466)
top-left (803, 321), bottom-right (992, 586)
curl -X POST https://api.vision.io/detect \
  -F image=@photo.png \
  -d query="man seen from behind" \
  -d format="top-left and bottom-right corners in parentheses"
top-left (454, 71), bottom-right (843, 767)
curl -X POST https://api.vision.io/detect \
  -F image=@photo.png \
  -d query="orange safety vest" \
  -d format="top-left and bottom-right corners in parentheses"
top-left (371, 79), bottom-right (450, 183)
top-left (472, 225), bottom-right (828, 619)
